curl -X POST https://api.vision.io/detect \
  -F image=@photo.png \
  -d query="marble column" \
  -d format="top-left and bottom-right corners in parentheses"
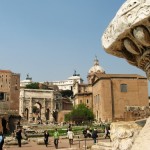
top-left (49, 98), bottom-right (54, 123)
top-left (28, 97), bottom-right (33, 123)
top-left (41, 98), bottom-right (46, 122)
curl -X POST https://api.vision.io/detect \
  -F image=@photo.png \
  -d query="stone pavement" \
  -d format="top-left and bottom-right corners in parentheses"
top-left (3, 137), bottom-right (107, 150)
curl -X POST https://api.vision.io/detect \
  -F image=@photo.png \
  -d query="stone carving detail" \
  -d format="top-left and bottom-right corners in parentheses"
top-left (131, 117), bottom-right (150, 150)
top-left (110, 121), bottom-right (142, 150)
top-left (102, 0), bottom-right (150, 79)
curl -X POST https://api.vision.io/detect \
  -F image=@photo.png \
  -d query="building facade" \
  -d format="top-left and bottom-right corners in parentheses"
top-left (0, 70), bottom-right (20, 115)
top-left (73, 57), bottom-right (149, 122)
top-left (48, 71), bottom-right (83, 91)
top-left (92, 74), bottom-right (149, 122)
top-left (73, 83), bottom-right (93, 109)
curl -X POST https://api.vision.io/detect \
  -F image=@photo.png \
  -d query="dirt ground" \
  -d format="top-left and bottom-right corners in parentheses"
top-left (3, 137), bottom-right (110, 150)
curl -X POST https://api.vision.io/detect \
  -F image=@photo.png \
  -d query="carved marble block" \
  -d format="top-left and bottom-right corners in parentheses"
top-left (102, 0), bottom-right (150, 80)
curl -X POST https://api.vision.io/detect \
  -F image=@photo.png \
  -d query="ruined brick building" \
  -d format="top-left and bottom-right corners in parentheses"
top-left (0, 70), bottom-right (20, 132)
top-left (73, 57), bottom-right (149, 122)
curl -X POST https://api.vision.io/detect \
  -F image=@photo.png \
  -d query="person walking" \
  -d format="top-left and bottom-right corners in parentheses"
top-left (16, 127), bottom-right (22, 147)
top-left (53, 128), bottom-right (59, 149)
top-left (104, 126), bottom-right (110, 139)
top-left (92, 128), bottom-right (98, 144)
top-left (44, 130), bottom-right (49, 147)
top-left (67, 128), bottom-right (74, 147)
top-left (0, 132), bottom-right (4, 150)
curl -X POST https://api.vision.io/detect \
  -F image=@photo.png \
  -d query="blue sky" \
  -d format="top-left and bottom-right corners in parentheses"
top-left (0, 0), bottom-right (149, 94)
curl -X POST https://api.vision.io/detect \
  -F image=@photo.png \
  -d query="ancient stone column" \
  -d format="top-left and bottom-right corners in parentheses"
top-left (102, 0), bottom-right (150, 80)
top-left (28, 97), bottom-right (33, 123)
top-left (41, 98), bottom-right (46, 122)
top-left (49, 97), bottom-right (54, 123)
top-left (20, 97), bottom-right (24, 117)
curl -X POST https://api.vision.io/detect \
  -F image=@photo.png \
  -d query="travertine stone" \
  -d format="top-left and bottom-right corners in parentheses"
top-left (102, 0), bottom-right (150, 80)
top-left (37, 138), bottom-right (45, 145)
top-left (110, 121), bottom-right (142, 150)
top-left (131, 117), bottom-right (150, 150)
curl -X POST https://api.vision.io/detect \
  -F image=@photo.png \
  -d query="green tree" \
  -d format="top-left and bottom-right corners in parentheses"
top-left (26, 82), bottom-right (39, 89)
top-left (32, 106), bottom-right (40, 114)
top-left (65, 104), bottom-right (95, 124)
top-left (64, 113), bottom-right (71, 122)
top-left (60, 90), bottom-right (73, 98)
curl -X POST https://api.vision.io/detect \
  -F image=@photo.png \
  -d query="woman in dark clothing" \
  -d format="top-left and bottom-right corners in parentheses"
top-left (44, 130), bottom-right (49, 147)
top-left (0, 132), bottom-right (4, 150)
top-left (16, 128), bottom-right (22, 147)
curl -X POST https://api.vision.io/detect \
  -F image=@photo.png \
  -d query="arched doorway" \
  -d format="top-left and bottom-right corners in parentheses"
top-left (53, 110), bottom-right (58, 122)
top-left (32, 102), bottom-right (42, 121)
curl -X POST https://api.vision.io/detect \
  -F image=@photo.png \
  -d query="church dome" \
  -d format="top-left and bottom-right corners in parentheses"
top-left (88, 57), bottom-right (105, 74)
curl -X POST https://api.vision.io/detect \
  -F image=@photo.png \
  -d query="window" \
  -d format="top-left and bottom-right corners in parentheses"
top-left (0, 93), bottom-right (4, 100)
top-left (120, 84), bottom-right (127, 92)
top-left (87, 99), bottom-right (89, 104)
top-left (56, 104), bottom-right (59, 110)
top-left (80, 100), bottom-right (82, 104)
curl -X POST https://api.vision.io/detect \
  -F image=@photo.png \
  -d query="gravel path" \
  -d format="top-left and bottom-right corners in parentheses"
top-left (3, 137), bottom-right (103, 150)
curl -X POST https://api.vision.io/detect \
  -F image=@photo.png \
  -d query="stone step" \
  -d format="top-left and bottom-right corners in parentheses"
top-left (97, 141), bottom-right (112, 147)
top-left (58, 148), bottom-right (78, 150)
top-left (91, 141), bottom-right (112, 150)
top-left (91, 145), bottom-right (112, 150)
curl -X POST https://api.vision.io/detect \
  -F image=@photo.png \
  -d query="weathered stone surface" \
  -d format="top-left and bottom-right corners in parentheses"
top-left (102, 0), bottom-right (150, 79)
top-left (131, 117), bottom-right (150, 150)
top-left (91, 141), bottom-right (112, 150)
top-left (37, 138), bottom-right (46, 145)
top-left (4, 137), bottom-right (28, 145)
top-left (110, 121), bottom-right (142, 150)
top-left (119, 138), bottom-right (133, 150)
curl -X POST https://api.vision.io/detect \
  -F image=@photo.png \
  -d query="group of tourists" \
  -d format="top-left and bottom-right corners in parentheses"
top-left (82, 125), bottom-right (110, 143)
top-left (83, 127), bottom-right (99, 143)
top-left (44, 127), bottom-right (74, 149)
top-left (0, 127), bottom-right (23, 150)
top-left (44, 128), bottom-right (60, 149)
top-left (0, 121), bottom-right (110, 149)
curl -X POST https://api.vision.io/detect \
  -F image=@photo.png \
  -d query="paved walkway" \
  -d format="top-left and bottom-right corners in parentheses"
top-left (3, 137), bottom-right (107, 150)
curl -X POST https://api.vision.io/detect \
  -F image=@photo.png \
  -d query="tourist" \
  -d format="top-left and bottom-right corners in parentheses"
top-left (67, 123), bottom-right (71, 132)
top-left (86, 128), bottom-right (92, 138)
top-left (104, 126), bottom-right (110, 139)
top-left (17, 120), bottom-right (21, 129)
top-left (83, 128), bottom-right (87, 138)
top-left (92, 128), bottom-right (98, 144)
top-left (67, 128), bottom-right (74, 147)
top-left (0, 131), bottom-right (4, 150)
top-left (44, 130), bottom-right (49, 147)
top-left (53, 128), bottom-right (59, 149)
top-left (16, 127), bottom-right (22, 147)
